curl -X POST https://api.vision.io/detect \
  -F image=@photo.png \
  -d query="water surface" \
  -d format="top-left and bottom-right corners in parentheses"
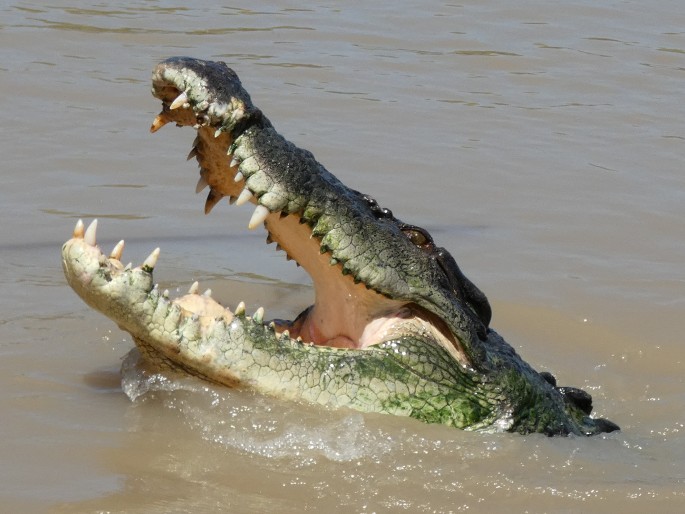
top-left (1, 1), bottom-right (684, 512)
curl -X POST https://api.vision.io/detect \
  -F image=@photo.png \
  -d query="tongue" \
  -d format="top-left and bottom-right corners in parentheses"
top-left (300, 315), bottom-right (357, 348)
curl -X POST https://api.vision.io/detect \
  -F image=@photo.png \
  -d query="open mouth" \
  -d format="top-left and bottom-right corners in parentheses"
top-left (143, 59), bottom-right (463, 360)
top-left (66, 217), bottom-right (448, 353)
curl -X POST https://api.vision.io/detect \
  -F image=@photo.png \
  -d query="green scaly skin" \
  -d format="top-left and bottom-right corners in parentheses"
top-left (61, 57), bottom-right (618, 435)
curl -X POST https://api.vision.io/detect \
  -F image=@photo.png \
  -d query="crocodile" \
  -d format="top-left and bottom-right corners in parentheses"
top-left (61, 57), bottom-right (619, 436)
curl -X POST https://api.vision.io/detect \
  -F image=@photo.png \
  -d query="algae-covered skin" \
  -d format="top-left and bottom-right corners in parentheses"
top-left (62, 57), bottom-right (618, 435)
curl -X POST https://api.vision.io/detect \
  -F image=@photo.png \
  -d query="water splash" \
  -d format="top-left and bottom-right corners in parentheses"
top-left (120, 348), bottom-right (394, 462)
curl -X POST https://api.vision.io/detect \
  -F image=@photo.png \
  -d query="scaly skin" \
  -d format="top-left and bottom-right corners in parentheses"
top-left (61, 57), bottom-right (619, 435)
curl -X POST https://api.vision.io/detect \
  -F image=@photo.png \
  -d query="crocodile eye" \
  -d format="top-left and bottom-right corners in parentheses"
top-left (401, 226), bottom-right (433, 250)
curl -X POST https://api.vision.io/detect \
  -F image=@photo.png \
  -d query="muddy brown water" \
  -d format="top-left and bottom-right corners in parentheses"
top-left (1, 2), bottom-right (684, 512)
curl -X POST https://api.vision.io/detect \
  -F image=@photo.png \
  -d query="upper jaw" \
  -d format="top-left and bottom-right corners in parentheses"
top-left (149, 57), bottom-right (484, 366)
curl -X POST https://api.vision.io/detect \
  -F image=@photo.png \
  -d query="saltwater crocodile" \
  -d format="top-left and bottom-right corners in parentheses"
top-left (62, 57), bottom-right (618, 435)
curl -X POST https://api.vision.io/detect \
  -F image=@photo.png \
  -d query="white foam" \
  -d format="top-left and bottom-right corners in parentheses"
top-left (120, 348), bottom-right (395, 462)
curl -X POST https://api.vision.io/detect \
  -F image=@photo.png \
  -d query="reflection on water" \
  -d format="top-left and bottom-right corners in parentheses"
top-left (1, 1), bottom-right (684, 512)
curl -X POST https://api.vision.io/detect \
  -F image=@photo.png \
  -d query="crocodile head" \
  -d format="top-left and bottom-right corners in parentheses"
top-left (62, 57), bottom-right (618, 435)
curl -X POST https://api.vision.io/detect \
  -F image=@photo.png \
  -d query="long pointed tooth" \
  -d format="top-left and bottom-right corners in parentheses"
top-left (150, 113), bottom-right (170, 133)
top-left (235, 301), bottom-right (246, 316)
top-left (188, 281), bottom-right (199, 295)
top-left (187, 147), bottom-right (198, 161)
top-left (230, 157), bottom-right (239, 168)
top-left (73, 219), bottom-right (85, 239)
top-left (214, 127), bottom-right (223, 138)
top-left (169, 91), bottom-right (188, 110)
top-left (235, 188), bottom-right (253, 206)
top-left (84, 219), bottom-right (98, 246)
top-left (195, 175), bottom-right (209, 193)
top-left (110, 240), bottom-right (125, 260)
top-left (248, 205), bottom-right (270, 230)
top-left (202, 288), bottom-right (212, 297)
top-left (253, 307), bottom-right (265, 324)
top-left (142, 247), bottom-right (160, 271)
top-left (205, 189), bottom-right (224, 214)
top-left (234, 171), bottom-right (244, 183)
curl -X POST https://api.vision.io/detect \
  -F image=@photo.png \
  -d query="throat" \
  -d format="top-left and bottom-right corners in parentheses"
top-left (264, 212), bottom-right (409, 348)
top-left (292, 302), bottom-right (414, 349)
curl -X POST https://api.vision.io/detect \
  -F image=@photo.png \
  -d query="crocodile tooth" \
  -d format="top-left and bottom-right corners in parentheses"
top-left (163, 289), bottom-right (169, 298)
top-left (214, 127), bottom-right (223, 138)
top-left (150, 113), bottom-right (169, 133)
top-left (281, 329), bottom-right (290, 340)
top-left (248, 205), bottom-right (270, 230)
top-left (169, 91), bottom-right (188, 110)
top-left (235, 301), bottom-right (246, 316)
top-left (230, 106), bottom-right (245, 123)
top-left (125, 262), bottom-right (132, 270)
top-left (73, 219), bottom-right (85, 239)
top-left (230, 157), bottom-right (239, 168)
top-left (142, 247), bottom-right (160, 271)
top-left (233, 171), bottom-right (244, 183)
top-left (235, 188), bottom-right (253, 206)
top-left (195, 175), bottom-right (209, 193)
top-left (84, 219), bottom-right (98, 246)
top-left (110, 239), bottom-right (125, 260)
top-left (202, 288), bottom-right (212, 297)
top-left (205, 189), bottom-right (224, 214)
top-left (187, 147), bottom-right (198, 161)
top-left (253, 307), bottom-right (265, 324)
top-left (188, 281), bottom-right (199, 294)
